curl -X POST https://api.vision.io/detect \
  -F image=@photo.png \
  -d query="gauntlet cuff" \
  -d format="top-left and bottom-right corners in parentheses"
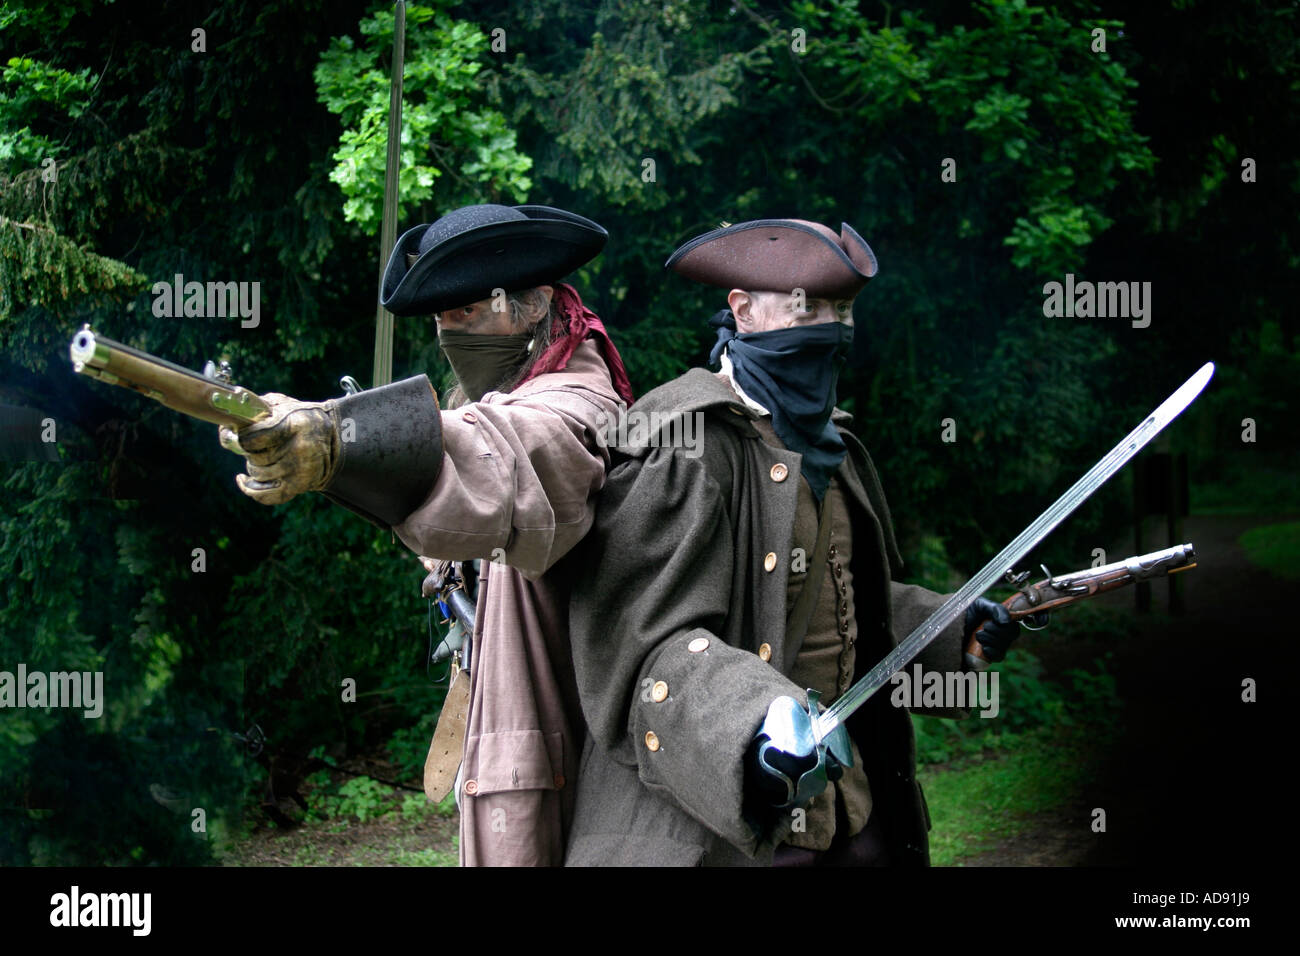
top-left (322, 375), bottom-right (443, 527)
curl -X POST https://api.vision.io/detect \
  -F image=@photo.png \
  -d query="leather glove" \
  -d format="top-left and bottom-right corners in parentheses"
top-left (218, 393), bottom-right (340, 505)
top-left (963, 595), bottom-right (1019, 663)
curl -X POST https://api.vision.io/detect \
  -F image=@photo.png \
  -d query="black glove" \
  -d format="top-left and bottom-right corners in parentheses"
top-left (742, 738), bottom-right (816, 835)
top-left (963, 596), bottom-right (1019, 663)
top-left (743, 738), bottom-right (827, 809)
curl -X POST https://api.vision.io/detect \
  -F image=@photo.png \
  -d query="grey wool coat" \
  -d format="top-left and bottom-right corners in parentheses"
top-left (565, 369), bottom-right (968, 866)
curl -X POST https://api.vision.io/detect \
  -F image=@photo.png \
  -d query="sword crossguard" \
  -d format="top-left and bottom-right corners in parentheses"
top-left (750, 692), bottom-right (853, 811)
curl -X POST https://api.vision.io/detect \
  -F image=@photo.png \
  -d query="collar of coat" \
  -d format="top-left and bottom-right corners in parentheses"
top-left (626, 367), bottom-right (854, 437)
top-left (617, 367), bottom-right (905, 575)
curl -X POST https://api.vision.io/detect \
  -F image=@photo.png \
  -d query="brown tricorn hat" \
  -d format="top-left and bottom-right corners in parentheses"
top-left (665, 219), bottom-right (878, 299)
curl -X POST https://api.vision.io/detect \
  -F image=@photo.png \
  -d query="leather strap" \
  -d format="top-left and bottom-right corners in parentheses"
top-left (424, 663), bottom-right (470, 802)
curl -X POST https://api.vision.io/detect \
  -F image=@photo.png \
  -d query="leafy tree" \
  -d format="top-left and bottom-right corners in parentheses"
top-left (0, 0), bottom-right (515, 863)
top-left (314, 1), bottom-right (532, 228)
top-left (468, 0), bottom-right (1158, 569)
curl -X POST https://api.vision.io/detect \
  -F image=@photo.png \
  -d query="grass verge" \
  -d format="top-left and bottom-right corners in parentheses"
top-left (919, 726), bottom-right (1104, 865)
top-left (1238, 520), bottom-right (1300, 580)
top-left (216, 774), bottom-right (460, 867)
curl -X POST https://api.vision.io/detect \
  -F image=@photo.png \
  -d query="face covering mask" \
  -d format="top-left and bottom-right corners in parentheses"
top-left (710, 314), bottom-right (854, 501)
top-left (437, 329), bottom-right (533, 402)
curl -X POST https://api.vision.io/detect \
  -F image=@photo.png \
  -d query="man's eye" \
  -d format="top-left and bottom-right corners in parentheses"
top-left (462, 306), bottom-right (475, 315)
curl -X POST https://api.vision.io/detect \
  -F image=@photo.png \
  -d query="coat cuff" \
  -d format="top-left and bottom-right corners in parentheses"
top-left (321, 375), bottom-right (444, 528)
top-left (628, 627), bottom-right (807, 855)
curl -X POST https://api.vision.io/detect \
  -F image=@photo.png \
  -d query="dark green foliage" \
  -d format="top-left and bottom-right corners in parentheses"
top-left (0, 0), bottom-right (456, 863)
top-left (1238, 521), bottom-right (1300, 581)
top-left (0, 218), bottom-right (150, 320)
top-left (912, 651), bottom-right (1122, 766)
top-left (313, 1), bottom-right (532, 226)
top-left (222, 498), bottom-right (447, 767)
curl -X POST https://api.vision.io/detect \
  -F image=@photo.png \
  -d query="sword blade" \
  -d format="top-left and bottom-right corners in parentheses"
top-left (816, 361), bottom-right (1215, 739)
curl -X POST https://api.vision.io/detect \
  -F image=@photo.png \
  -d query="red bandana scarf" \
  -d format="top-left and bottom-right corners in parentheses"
top-left (518, 283), bottom-right (635, 405)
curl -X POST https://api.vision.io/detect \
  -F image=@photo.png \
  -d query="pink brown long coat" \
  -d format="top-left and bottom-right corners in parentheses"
top-left (392, 339), bottom-right (623, 865)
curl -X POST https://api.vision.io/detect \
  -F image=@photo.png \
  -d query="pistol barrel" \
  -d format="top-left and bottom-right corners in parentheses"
top-left (70, 327), bottom-right (269, 428)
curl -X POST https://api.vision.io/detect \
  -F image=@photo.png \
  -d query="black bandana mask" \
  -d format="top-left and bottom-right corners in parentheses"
top-left (437, 329), bottom-right (533, 402)
top-left (710, 312), bottom-right (854, 501)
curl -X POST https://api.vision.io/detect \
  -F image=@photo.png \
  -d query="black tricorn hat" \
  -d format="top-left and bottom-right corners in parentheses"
top-left (381, 204), bottom-right (608, 316)
top-left (666, 219), bottom-right (878, 299)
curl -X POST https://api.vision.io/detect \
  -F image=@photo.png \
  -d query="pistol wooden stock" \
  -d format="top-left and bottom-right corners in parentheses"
top-left (964, 542), bottom-right (1197, 666)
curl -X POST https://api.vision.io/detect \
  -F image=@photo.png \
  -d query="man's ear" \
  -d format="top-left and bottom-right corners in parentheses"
top-left (728, 289), bottom-right (756, 333)
top-left (530, 285), bottom-right (555, 326)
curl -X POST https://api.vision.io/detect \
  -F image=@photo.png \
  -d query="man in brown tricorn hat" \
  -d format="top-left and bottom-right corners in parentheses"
top-left (564, 218), bottom-right (1019, 865)
top-left (218, 203), bottom-right (634, 865)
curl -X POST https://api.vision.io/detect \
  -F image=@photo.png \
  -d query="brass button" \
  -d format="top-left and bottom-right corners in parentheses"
top-left (839, 583), bottom-right (847, 596)
top-left (840, 600), bottom-right (848, 616)
top-left (644, 731), bottom-right (661, 752)
top-left (554, 774), bottom-right (565, 789)
top-left (464, 779), bottom-right (479, 795)
top-left (688, 637), bottom-right (710, 653)
top-left (834, 565), bottom-right (843, 579)
top-left (758, 643), bottom-right (772, 662)
top-left (839, 620), bottom-right (849, 635)
top-left (770, 463), bottom-right (788, 482)
top-left (462, 411), bottom-right (478, 423)
top-left (828, 544), bottom-right (837, 558)
top-left (651, 680), bottom-right (669, 702)
top-left (764, 552), bottom-right (777, 572)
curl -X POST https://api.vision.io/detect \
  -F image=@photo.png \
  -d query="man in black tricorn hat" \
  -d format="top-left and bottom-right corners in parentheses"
top-left (564, 218), bottom-right (1018, 866)
top-left (218, 203), bottom-right (634, 865)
